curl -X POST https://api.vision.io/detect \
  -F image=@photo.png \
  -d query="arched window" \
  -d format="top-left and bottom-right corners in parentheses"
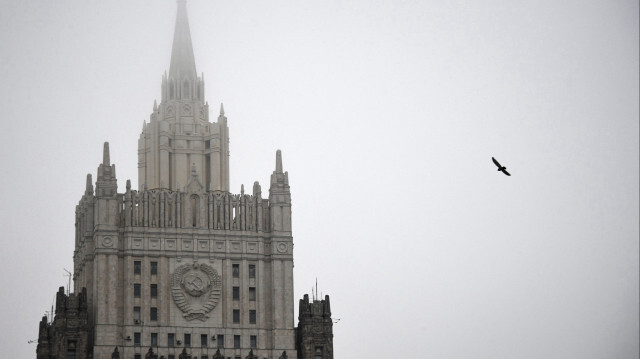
top-left (183, 79), bottom-right (190, 99)
top-left (190, 194), bottom-right (199, 227)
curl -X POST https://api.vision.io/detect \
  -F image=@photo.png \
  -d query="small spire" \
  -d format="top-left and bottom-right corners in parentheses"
top-left (153, 99), bottom-right (157, 111)
top-left (219, 103), bottom-right (225, 116)
top-left (126, 179), bottom-right (131, 191)
top-left (103, 142), bottom-right (110, 166)
top-left (275, 149), bottom-right (283, 173)
top-left (241, 184), bottom-right (245, 195)
top-left (85, 174), bottom-right (93, 195)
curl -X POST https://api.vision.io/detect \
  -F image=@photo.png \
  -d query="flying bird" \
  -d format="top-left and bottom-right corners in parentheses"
top-left (492, 157), bottom-right (511, 176)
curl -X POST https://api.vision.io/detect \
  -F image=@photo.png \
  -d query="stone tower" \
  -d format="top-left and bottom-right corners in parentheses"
top-left (38, 1), bottom-right (296, 358)
top-left (296, 295), bottom-right (334, 359)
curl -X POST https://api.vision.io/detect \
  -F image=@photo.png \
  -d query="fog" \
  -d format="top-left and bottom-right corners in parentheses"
top-left (0, 0), bottom-right (638, 357)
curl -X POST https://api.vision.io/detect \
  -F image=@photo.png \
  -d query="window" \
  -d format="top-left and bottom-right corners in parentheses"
top-left (133, 307), bottom-right (141, 322)
top-left (151, 261), bottom-right (158, 275)
top-left (134, 283), bottom-right (141, 298)
top-left (314, 346), bottom-right (324, 359)
top-left (150, 284), bottom-right (158, 298)
top-left (249, 264), bottom-right (256, 279)
top-left (249, 310), bottom-right (256, 324)
top-left (168, 333), bottom-right (175, 347)
top-left (134, 261), bottom-right (141, 274)
top-left (168, 356), bottom-right (175, 359)
top-left (233, 286), bottom-right (240, 300)
top-left (232, 264), bottom-right (239, 278)
top-left (250, 335), bottom-right (257, 348)
top-left (233, 335), bottom-right (240, 349)
top-left (151, 333), bottom-right (158, 347)
top-left (184, 333), bottom-right (191, 347)
top-left (150, 307), bottom-right (158, 321)
top-left (233, 309), bottom-right (240, 323)
top-left (135, 355), bottom-right (141, 359)
top-left (134, 332), bottom-right (141, 346)
top-left (249, 287), bottom-right (256, 301)
top-left (201, 334), bottom-right (207, 347)
top-left (217, 334), bottom-right (224, 348)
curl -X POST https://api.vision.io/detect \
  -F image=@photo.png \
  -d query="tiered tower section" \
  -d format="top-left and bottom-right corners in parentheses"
top-left (138, 0), bottom-right (229, 192)
top-left (69, 1), bottom-right (296, 358)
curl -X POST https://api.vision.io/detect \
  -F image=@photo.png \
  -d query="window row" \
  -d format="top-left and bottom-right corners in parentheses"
top-left (136, 354), bottom-right (252, 359)
top-left (133, 307), bottom-right (158, 322)
top-left (232, 263), bottom-right (256, 279)
top-left (134, 261), bottom-right (258, 279)
top-left (134, 283), bottom-right (158, 298)
top-left (232, 286), bottom-right (256, 301)
top-left (133, 260), bottom-right (158, 275)
top-left (133, 307), bottom-right (256, 324)
top-left (133, 333), bottom-right (257, 349)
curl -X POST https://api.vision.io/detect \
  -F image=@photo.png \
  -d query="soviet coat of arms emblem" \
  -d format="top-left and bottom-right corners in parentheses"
top-left (171, 263), bottom-right (222, 321)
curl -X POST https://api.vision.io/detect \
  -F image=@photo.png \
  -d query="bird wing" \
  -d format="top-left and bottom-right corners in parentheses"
top-left (502, 169), bottom-right (511, 176)
top-left (492, 157), bottom-right (501, 167)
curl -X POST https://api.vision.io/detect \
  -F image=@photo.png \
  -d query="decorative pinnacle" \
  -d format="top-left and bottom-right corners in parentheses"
top-left (275, 149), bottom-right (283, 173)
top-left (85, 174), bottom-right (93, 195)
top-left (103, 142), bottom-right (110, 166)
top-left (219, 103), bottom-right (225, 116)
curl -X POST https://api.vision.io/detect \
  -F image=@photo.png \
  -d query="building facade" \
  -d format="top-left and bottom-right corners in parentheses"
top-left (36, 1), bottom-right (333, 358)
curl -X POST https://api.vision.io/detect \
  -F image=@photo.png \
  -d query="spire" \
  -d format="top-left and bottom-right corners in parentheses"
top-left (169, 0), bottom-right (197, 82)
top-left (219, 103), bottom-right (225, 116)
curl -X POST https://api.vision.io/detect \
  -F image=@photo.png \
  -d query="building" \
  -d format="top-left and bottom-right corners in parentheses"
top-left (36, 1), bottom-right (333, 358)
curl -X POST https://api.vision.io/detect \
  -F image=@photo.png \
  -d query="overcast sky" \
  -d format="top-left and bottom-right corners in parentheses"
top-left (0, 0), bottom-right (638, 357)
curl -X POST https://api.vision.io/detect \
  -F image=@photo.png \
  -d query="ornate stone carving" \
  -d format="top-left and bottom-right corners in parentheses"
top-left (102, 236), bottom-right (113, 247)
top-left (171, 262), bottom-right (222, 321)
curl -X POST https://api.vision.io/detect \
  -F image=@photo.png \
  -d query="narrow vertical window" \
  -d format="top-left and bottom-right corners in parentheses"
top-left (150, 284), bottom-right (158, 298)
top-left (168, 333), bottom-right (175, 347)
top-left (134, 261), bottom-right (141, 274)
top-left (233, 286), bottom-right (240, 300)
top-left (249, 287), bottom-right (256, 301)
top-left (151, 333), bottom-right (158, 347)
top-left (233, 335), bottom-right (240, 349)
top-left (217, 335), bottom-right (224, 348)
top-left (133, 307), bottom-right (141, 322)
top-left (249, 310), bottom-right (256, 324)
top-left (233, 309), bottom-right (240, 323)
top-left (184, 333), bottom-right (191, 347)
top-left (134, 283), bottom-right (141, 298)
top-left (201, 334), bottom-right (207, 347)
top-left (150, 261), bottom-right (158, 275)
top-left (232, 264), bottom-right (239, 278)
top-left (250, 335), bottom-right (257, 348)
top-left (150, 307), bottom-right (158, 321)
top-left (134, 332), bottom-right (141, 346)
top-left (248, 264), bottom-right (256, 279)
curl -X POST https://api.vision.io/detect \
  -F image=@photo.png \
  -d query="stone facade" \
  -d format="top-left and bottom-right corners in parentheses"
top-left (36, 1), bottom-right (333, 358)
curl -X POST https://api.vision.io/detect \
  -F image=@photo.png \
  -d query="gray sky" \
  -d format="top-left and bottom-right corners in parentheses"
top-left (1, 0), bottom-right (638, 357)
